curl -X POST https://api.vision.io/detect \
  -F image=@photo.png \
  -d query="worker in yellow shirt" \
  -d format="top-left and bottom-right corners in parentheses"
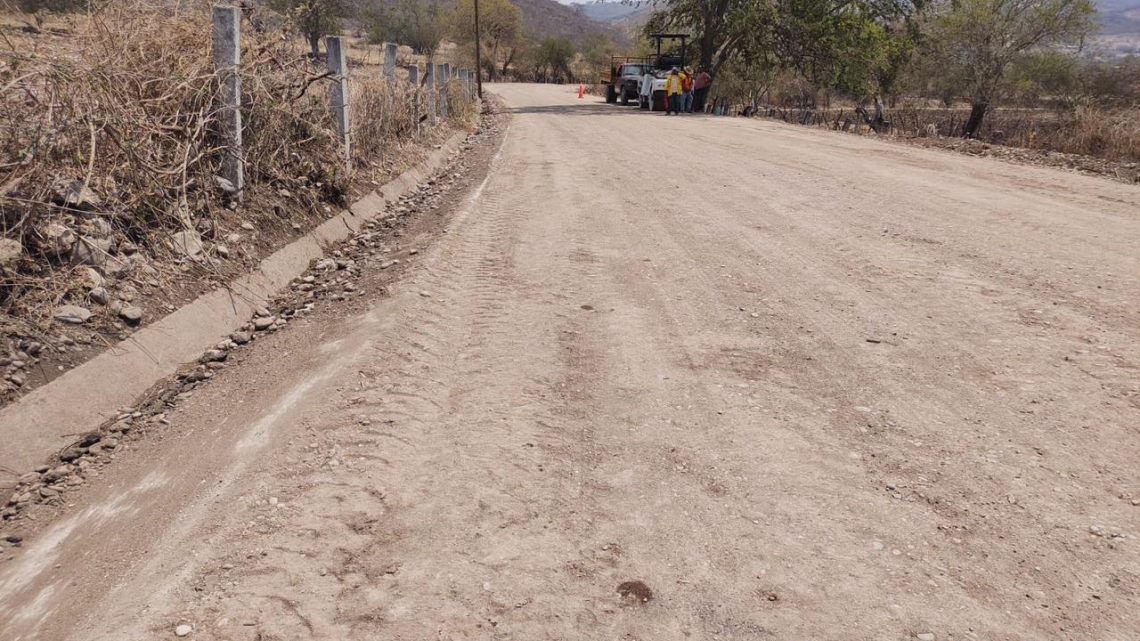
top-left (665, 68), bottom-right (683, 115)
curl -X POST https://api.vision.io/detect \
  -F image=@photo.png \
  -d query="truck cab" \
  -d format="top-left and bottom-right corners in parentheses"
top-left (608, 35), bottom-right (689, 112)
top-left (606, 60), bottom-right (652, 105)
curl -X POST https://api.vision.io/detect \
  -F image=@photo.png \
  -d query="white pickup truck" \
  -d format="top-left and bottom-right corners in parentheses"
top-left (638, 71), bottom-right (669, 111)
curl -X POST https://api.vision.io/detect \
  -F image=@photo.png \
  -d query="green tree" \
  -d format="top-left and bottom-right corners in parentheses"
top-left (581, 32), bottom-right (615, 85)
top-left (532, 37), bottom-right (576, 83)
top-left (643, 0), bottom-right (757, 77)
top-left (1007, 50), bottom-right (1079, 104)
top-left (450, 0), bottom-right (523, 81)
top-left (270, 0), bottom-right (351, 60)
top-left (368, 0), bottom-right (448, 63)
top-left (644, 0), bottom-right (920, 97)
top-left (922, 0), bottom-right (1096, 137)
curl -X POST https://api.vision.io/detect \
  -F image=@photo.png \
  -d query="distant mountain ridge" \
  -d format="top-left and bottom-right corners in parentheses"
top-left (570, 0), bottom-right (643, 21)
top-left (569, 0), bottom-right (653, 32)
top-left (1097, 0), bottom-right (1140, 34)
top-left (355, 0), bottom-right (625, 47)
top-left (512, 0), bottom-right (629, 46)
top-left (1093, 0), bottom-right (1140, 55)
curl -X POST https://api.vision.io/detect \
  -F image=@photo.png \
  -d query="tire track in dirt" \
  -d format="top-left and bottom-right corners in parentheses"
top-left (3, 86), bottom-right (1138, 641)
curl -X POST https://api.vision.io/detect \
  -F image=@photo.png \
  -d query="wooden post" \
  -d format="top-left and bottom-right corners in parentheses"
top-left (212, 6), bottom-right (243, 198)
top-left (326, 36), bottom-right (350, 169)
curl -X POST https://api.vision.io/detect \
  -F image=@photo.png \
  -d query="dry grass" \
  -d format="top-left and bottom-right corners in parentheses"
top-left (891, 105), bottom-right (1140, 162)
top-left (0, 0), bottom-right (472, 333)
top-left (757, 103), bottom-right (1140, 164)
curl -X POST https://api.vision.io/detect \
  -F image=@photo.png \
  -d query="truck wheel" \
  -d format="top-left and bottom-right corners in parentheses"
top-left (605, 85), bottom-right (617, 104)
top-left (621, 92), bottom-right (629, 106)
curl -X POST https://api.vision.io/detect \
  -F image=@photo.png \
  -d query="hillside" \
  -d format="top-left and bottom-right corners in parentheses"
top-left (362, 0), bottom-right (625, 47)
top-left (571, 0), bottom-right (642, 21)
top-left (1094, 0), bottom-right (1140, 55)
top-left (1098, 0), bottom-right (1140, 32)
top-left (512, 0), bottom-right (628, 46)
top-left (571, 0), bottom-right (653, 30)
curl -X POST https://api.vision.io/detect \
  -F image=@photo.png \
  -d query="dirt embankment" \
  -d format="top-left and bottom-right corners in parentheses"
top-left (0, 5), bottom-right (475, 413)
top-left (0, 100), bottom-right (502, 523)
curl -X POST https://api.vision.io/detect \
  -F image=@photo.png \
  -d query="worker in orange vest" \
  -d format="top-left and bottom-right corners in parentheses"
top-left (682, 67), bottom-right (695, 113)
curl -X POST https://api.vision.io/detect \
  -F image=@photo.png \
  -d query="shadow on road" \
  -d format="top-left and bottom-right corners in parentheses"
top-left (505, 102), bottom-right (658, 117)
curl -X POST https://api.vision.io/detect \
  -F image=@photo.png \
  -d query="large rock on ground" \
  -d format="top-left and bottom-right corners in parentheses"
top-left (119, 306), bottom-right (144, 325)
top-left (52, 179), bottom-right (101, 210)
top-left (54, 305), bottom-right (92, 324)
top-left (70, 236), bottom-right (113, 267)
top-left (170, 230), bottom-right (203, 259)
top-left (77, 266), bottom-right (104, 289)
top-left (42, 223), bottom-right (77, 257)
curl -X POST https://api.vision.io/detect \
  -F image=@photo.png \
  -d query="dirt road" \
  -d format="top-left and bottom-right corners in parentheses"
top-left (2, 83), bottom-right (1139, 641)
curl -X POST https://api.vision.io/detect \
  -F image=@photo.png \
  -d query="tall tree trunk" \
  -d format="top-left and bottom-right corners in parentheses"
top-left (963, 102), bottom-right (988, 138)
top-left (500, 47), bottom-right (515, 79)
top-left (308, 30), bottom-right (321, 61)
top-left (699, 29), bottom-right (715, 71)
top-left (489, 42), bottom-right (500, 81)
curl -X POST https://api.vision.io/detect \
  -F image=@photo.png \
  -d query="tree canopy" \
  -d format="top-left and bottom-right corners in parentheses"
top-left (449, 0), bottom-right (523, 80)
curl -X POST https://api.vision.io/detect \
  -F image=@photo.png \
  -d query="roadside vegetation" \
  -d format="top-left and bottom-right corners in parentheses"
top-left (0, 0), bottom-right (475, 406)
top-left (646, 0), bottom-right (1138, 164)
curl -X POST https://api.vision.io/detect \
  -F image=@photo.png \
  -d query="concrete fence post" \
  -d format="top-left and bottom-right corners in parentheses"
top-left (457, 69), bottom-right (467, 101)
top-left (406, 64), bottom-right (421, 135)
top-left (384, 43), bottom-right (398, 85)
top-left (437, 63), bottom-right (449, 119)
top-left (326, 36), bottom-right (350, 169)
top-left (211, 5), bottom-right (243, 198)
top-left (425, 63), bottom-right (436, 121)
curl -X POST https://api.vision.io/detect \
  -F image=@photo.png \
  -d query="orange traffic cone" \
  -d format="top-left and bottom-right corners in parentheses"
top-left (578, 84), bottom-right (585, 99)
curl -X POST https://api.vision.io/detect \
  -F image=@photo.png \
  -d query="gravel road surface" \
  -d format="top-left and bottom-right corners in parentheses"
top-left (2, 83), bottom-right (1138, 641)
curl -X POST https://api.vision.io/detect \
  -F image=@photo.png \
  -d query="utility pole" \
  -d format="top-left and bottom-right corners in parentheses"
top-left (473, 0), bottom-right (483, 99)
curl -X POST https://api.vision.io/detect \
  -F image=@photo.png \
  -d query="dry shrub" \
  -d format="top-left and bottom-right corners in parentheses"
top-left (351, 72), bottom-right (477, 181)
top-left (444, 78), bottom-right (478, 124)
top-left (759, 103), bottom-right (1140, 164)
top-left (1, 1), bottom-right (348, 240)
top-left (888, 105), bottom-right (1140, 162)
top-left (1060, 106), bottom-right (1140, 161)
top-left (351, 74), bottom-right (422, 171)
top-left (0, 0), bottom-right (463, 330)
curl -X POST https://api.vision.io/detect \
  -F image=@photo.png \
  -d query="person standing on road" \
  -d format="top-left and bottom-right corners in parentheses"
top-left (640, 71), bottom-right (654, 109)
top-left (693, 68), bottom-right (712, 113)
top-left (682, 67), bottom-right (695, 113)
top-left (665, 68), bottom-right (683, 115)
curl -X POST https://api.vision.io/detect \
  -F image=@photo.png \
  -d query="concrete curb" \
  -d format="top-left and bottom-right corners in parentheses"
top-left (0, 131), bottom-right (471, 486)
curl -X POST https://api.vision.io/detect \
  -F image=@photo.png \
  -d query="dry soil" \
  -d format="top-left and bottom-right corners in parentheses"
top-left (1, 83), bottom-right (1138, 641)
